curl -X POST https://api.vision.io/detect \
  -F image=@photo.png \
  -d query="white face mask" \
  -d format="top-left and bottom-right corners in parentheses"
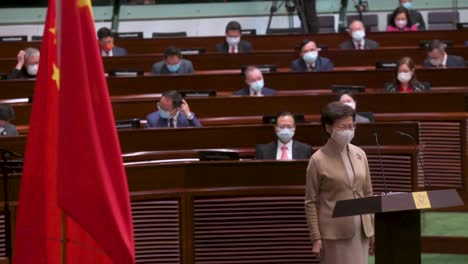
top-left (331, 129), bottom-right (355, 146)
top-left (249, 79), bottom-right (264, 93)
top-left (303, 51), bottom-right (318, 64)
top-left (343, 101), bottom-right (356, 110)
top-left (276, 128), bottom-right (295, 143)
top-left (226, 36), bottom-right (240, 46)
top-left (397, 72), bottom-right (412, 83)
top-left (351, 30), bottom-right (365, 42)
top-left (395, 19), bottom-right (408, 29)
top-left (26, 64), bottom-right (39, 76)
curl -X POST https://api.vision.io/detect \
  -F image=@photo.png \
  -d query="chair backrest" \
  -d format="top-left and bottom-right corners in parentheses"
top-left (152, 32), bottom-right (187, 38)
top-left (346, 14), bottom-right (379, 32)
top-left (115, 32), bottom-right (144, 39)
top-left (428, 11), bottom-right (459, 30)
top-left (319, 15), bottom-right (335, 33)
top-left (241, 29), bottom-right (257, 36)
top-left (31, 35), bottom-right (43, 41)
top-left (266, 28), bottom-right (303, 35)
top-left (0, 35), bottom-right (27, 42)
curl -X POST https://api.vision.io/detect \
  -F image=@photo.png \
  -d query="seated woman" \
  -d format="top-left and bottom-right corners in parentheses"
top-left (386, 7), bottom-right (418, 32)
top-left (384, 57), bottom-right (430, 93)
top-left (338, 91), bottom-right (372, 123)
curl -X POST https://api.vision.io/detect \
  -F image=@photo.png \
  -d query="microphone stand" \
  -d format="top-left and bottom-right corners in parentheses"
top-left (0, 148), bottom-right (22, 264)
top-left (373, 132), bottom-right (388, 194)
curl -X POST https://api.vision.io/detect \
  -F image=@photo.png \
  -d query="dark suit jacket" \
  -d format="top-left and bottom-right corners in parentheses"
top-left (338, 38), bottom-right (380, 50)
top-left (255, 140), bottom-right (313, 160)
top-left (290, 56), bottom-right (334, 72)
top-left (216, 40), bottom-right (253, 53)
top-left (151, 59), bottom-right (194, 75)
top-left (233, 87), bottom-right (277, 96)
top-left (7, 68), bottom-right (35, 80)
top-left (387, 9), bottom-right (426, 30)
top-left (0, 124), bottom-right (18, 136)
top-left (422, 55), bottom-right (466, 68)
top-left (145, 111), bottom-right (202, 128)
top-left (112, 46), bottom-right (128, 56)
top-left (384, 82), bottom-right (430, 93)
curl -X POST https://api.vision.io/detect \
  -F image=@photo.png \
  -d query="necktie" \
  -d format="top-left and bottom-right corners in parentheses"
top-left (230, 46), bottom-right (236, 54)
top-left (357, 43), bottom-right (362, 50)
top-left (169, 118), bottom-right (175, 128)
top-left (280, 145), bottom-right (288, 160)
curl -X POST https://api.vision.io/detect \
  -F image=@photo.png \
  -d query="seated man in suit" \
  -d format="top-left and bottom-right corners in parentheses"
top-left (256, 112), bottom-right (313, 160)
top-left (145, 90), bottom-right (202, 128)
top-left (291, 39), bottom-right (333, 72)
top-left (388, 0), bottom-right (426, 30)
top-left (233, 66), bottom-right (277, 96)
top-left (216, 21), bottom-right (253, 54)
top-left (339, 20), bottom-right (379, 50)
top-left (0, 104), bottom-right (18, 136)
top-left (97, 27), bottom-right (128, 57)
top-left (8, 47), bottom-right (39, 79)
top-left (422, 40), bottom-right (466, 68)
top-left (152, 46), bottom-right (195, 75)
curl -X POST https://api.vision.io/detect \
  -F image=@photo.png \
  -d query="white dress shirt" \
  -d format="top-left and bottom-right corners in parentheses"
top-left (276, 140), bottom-right (293, 160)
top-left (249, 89), bottom-right (264, 96)
top-left (167, 111), bottom-right (180, 128)
top-left (101, 48), bottom-right (113, 57)
top-left (228, 45), bottom-right (238, 54)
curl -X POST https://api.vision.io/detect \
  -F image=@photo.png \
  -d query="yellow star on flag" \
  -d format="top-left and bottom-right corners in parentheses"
top-left (49, 27), bottom-right (57, 45)
top-left (52, 64), bottom-right (60, 90)
top-left (78, 0), bottom-right (91, 8)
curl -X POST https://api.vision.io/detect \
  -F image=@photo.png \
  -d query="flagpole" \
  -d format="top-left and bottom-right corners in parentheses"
top-left (61, 211), bottom-right (67, 264)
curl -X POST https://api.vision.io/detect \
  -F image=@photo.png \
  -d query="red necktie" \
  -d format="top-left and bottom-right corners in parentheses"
top-left (357, 43), bottom-right (362, 50)
top-left (230, 46), bottom-right (236, 54)
top-left (280, 145), bottom-right (288, 160)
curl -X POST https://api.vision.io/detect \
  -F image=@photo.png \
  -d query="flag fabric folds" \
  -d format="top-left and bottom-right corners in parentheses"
top-left (13, 0), bottom-right (135, 263)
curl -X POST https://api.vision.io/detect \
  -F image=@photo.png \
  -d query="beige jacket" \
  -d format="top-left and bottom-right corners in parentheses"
top-left (305, 140), bottom-right (374, 241)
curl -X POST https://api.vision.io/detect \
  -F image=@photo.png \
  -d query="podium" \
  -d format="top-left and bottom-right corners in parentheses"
top-left (332, 189), bottom-right (464, 264)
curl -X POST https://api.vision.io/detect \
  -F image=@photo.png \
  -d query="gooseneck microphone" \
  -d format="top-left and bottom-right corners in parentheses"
top-left (373, 131), bottom-right (388, 195)
top-left (394, 131), bottom-right (430, 190)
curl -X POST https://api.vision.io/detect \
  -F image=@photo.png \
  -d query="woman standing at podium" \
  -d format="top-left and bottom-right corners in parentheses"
top-left (305, 102), bottom-right (374, 263)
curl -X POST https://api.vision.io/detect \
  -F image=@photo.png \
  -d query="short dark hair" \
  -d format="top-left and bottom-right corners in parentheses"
top-left (225, 21), bottom-right (242, 33)
top-left (295, 38), bottom-right (313, 52)
top-left (275, 112), bottom-right (295, 126)
top-left (320, 101), bottom-right (355, 130)
top-left (162, 90), bottom-right (183, 108)
top-left (0, 104), bottom-right (15, 121)
top-left (164, 46), bottom-right (181, 59)
top-left (429, 39), bottom-right (446, 52)
top-left (389, 6), bottom-right (413, 28)
top-left (97, 27), bottom-right (113, 40)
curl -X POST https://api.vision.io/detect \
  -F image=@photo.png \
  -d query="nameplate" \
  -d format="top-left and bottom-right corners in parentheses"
top-left (412, 191), bottom-right (432, 209)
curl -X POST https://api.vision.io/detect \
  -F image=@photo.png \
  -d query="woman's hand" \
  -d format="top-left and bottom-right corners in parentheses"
top-left (369, 236), bottom-right (375, 256)
top-left (312, 239), bottom-right (324, 259)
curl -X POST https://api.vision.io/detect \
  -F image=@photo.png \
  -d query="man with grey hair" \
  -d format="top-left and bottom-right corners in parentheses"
top-left (8, 47), bottom-right (40, 79)
top-left (338, 20), bottom-right (379, 50)
top-left (422, 39), bottom-right (465, 68)
top-left (233, 66), bottom-right (277, 96)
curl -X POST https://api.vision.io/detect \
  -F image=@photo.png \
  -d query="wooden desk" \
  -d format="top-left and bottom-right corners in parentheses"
top-left (0, 30), bottom-right (466, 57)
top-left (8, 92), bottom-right (468, 126)
top-left (1, 47), bottom-right (468, 73)
top-left (1, 68), bottom-right (468, 100)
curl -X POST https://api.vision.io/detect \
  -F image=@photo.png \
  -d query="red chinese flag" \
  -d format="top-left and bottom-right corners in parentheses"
top-left (13, 0), bottom-right (62, 262)
top-left (57, 0), bottom-right (135, 263)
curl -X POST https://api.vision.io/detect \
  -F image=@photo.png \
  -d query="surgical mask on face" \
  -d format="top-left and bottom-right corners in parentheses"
top-left (429, 58), bottom-right (443, 67)
top-left (303, 51), bottom-right (318, 64)
top-left (402, 2), bottom-right (413, 9)
top-left (397, 72), bottom-right (412, 83)
top-left (159, 109), bottom-right (171, 119)
top-left (166, 63), bottom-right (181, 73)
top-left (351, 30), bottom-right (365, 42)
top-left (331, 128), bottom-right (355, 146)
top-left (26, 64), bottom-right (38, 76)
top-left (226, 36), bottom-right (240, 46)
top-left (249, 79), bottom-right (264, 93)
top-left (276, 128), bottom-right (295, 143)
top-left (343, 101), bottom-right (356, 110)
top-left (395, 19), bottom-right (408, 29)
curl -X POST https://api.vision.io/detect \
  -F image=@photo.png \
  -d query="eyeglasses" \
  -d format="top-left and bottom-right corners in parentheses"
top-left (333, 123), bottom-right (356, 131)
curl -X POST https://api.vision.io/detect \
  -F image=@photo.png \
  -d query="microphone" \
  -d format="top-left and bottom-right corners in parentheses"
top-left (373, 131), bottom-right (388, 194)
top-left (394, 131), bottom-right (429, 190)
